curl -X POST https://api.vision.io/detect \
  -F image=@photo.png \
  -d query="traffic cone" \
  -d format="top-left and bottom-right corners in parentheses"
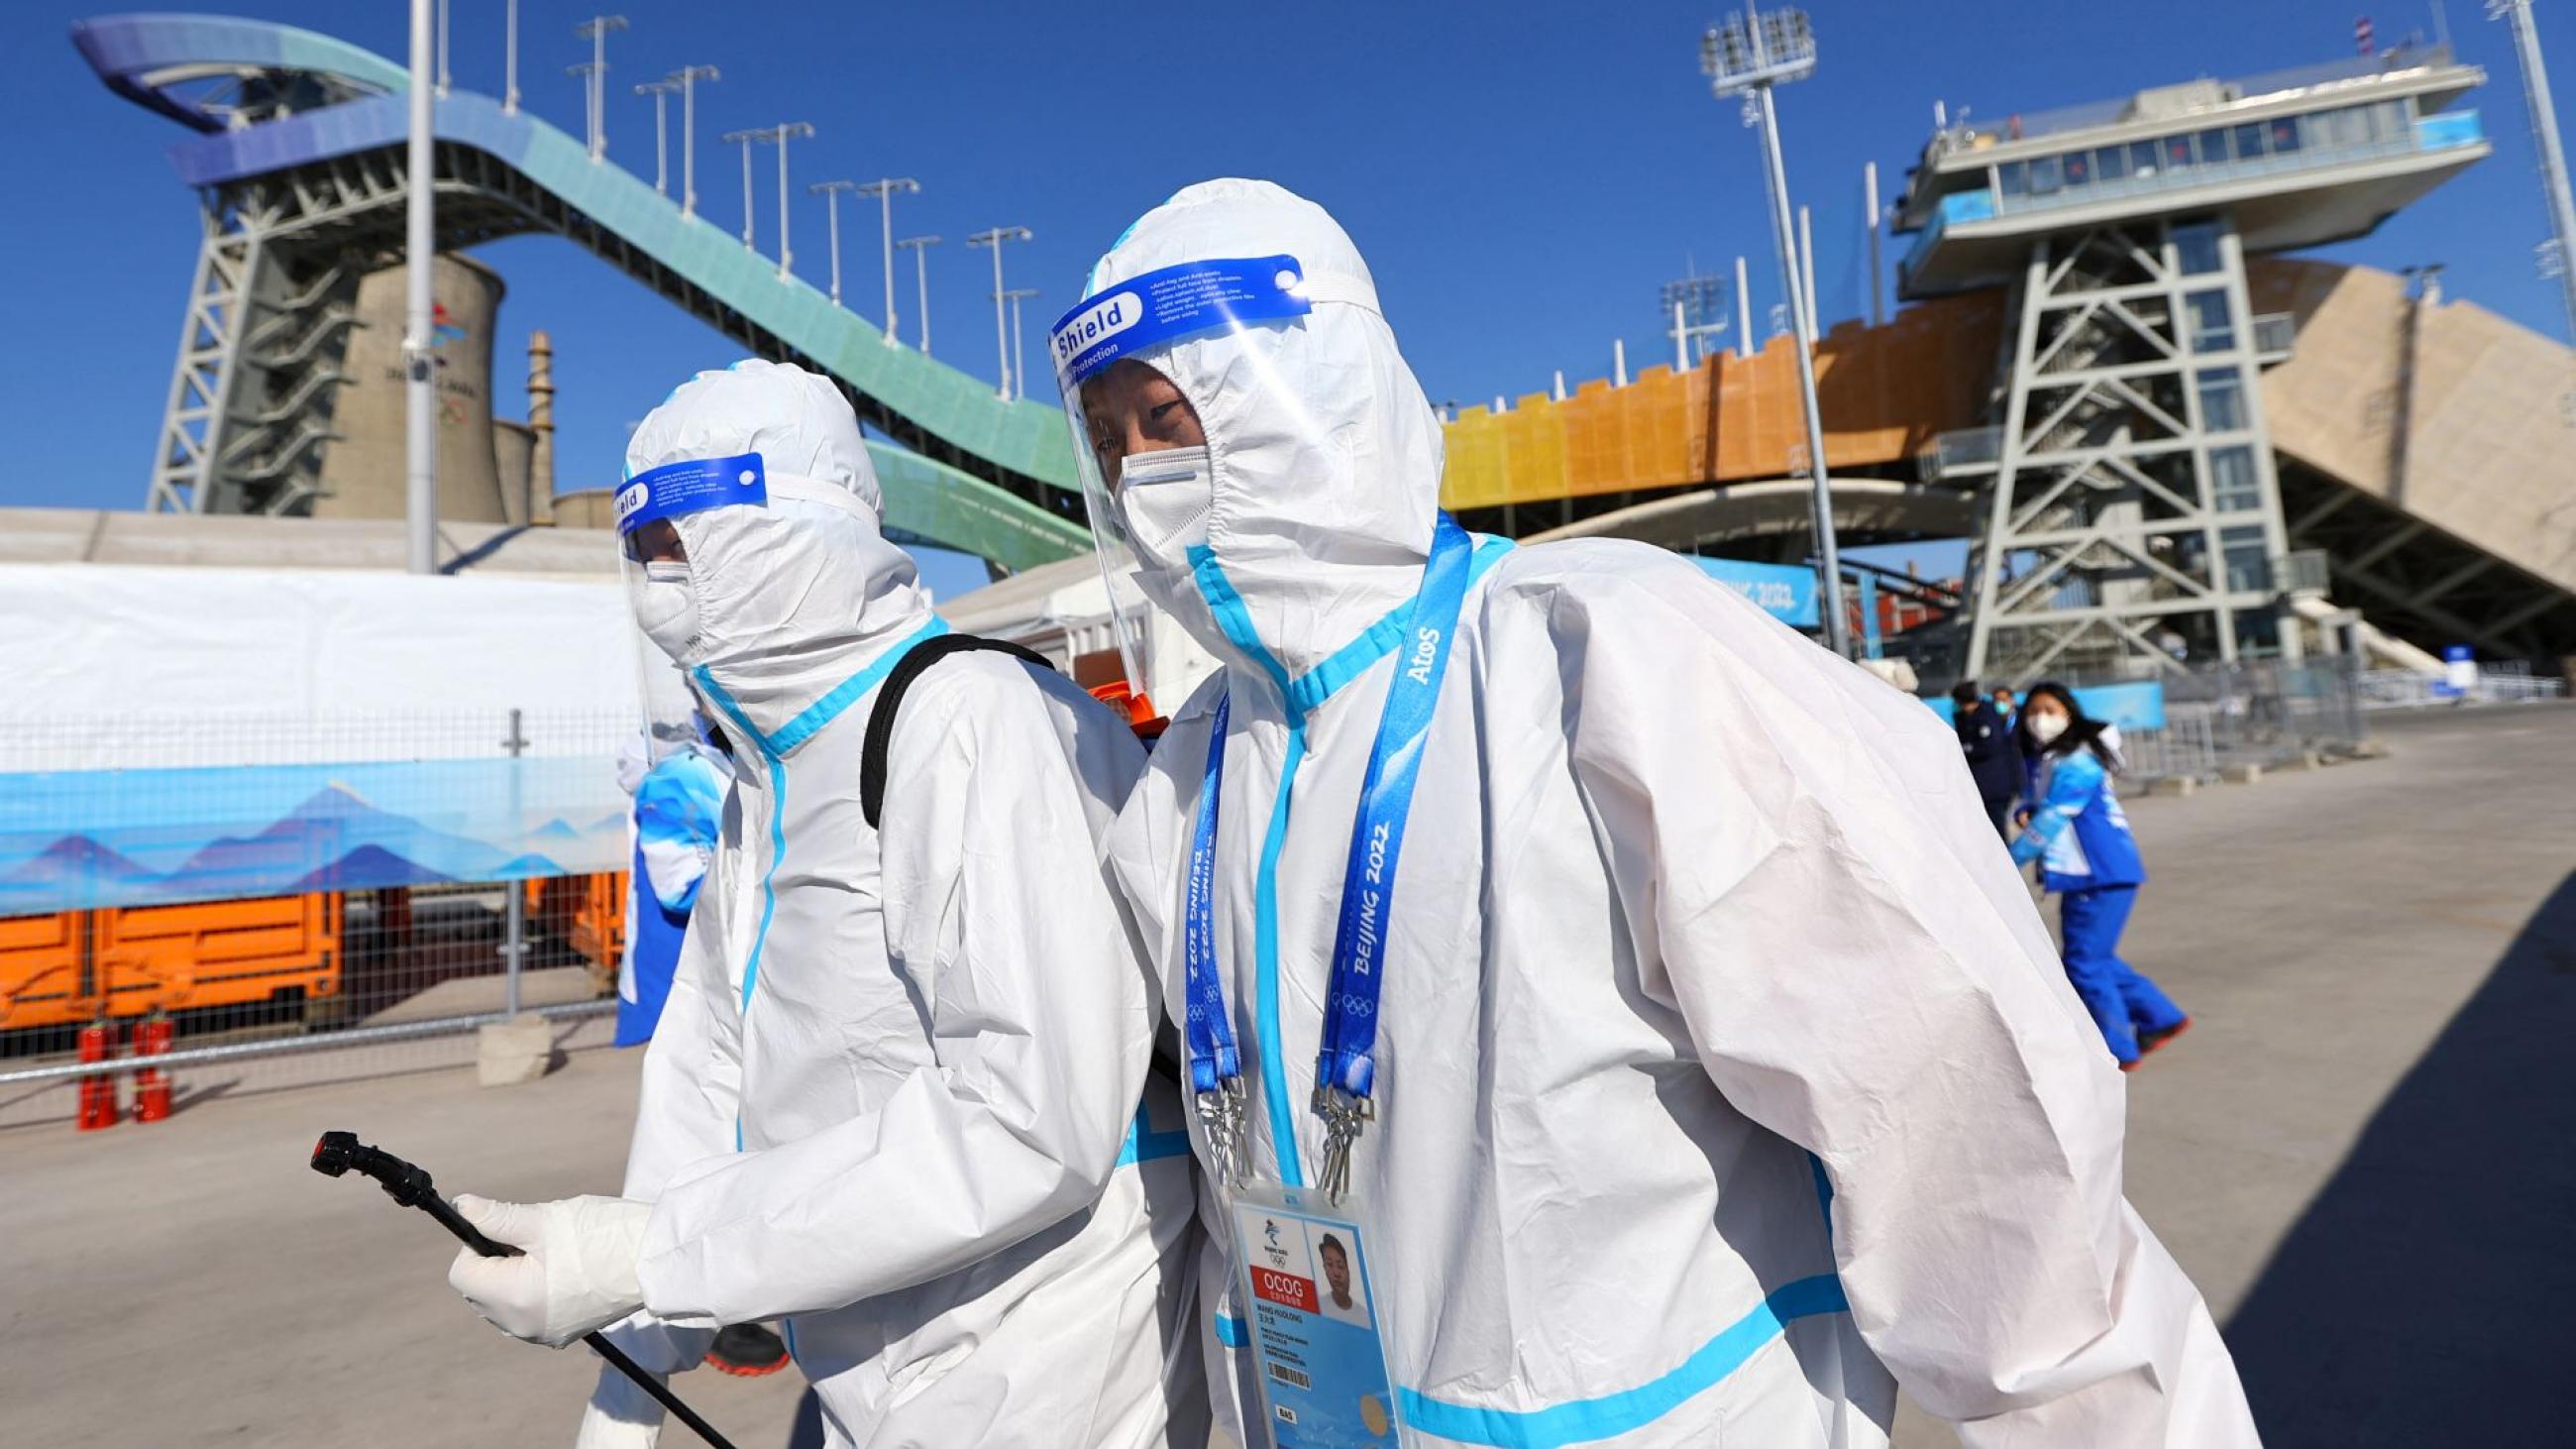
top-left (134, 1011), bottom-right (174, 1123)
top-left (75, 1018), bottom-right (119, 1131)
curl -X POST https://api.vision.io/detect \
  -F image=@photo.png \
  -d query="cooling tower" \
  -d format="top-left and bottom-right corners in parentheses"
top-left (310, 254), bottom-right (511, 523)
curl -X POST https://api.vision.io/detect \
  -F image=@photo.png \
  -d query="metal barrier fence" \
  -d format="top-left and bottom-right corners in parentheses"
top-left (2109, 712), bottom-right (2217, 783)
top-left (2057, 658), bottom-right (2372, 781)
top-left (0, 709), bottom-right (637, 1131)
top-left (2356, 662), bottom-right (2570, 710)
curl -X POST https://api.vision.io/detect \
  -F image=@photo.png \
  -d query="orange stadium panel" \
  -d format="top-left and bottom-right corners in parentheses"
top-left (1440, 294), bottom-right (2003, 512)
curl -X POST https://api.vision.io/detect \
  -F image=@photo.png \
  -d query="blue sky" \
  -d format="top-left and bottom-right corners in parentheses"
top-left (6, 0), bottom-right (2567, 588)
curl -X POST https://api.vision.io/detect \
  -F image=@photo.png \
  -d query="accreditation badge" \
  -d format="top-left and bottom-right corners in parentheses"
top-left (1228, 1183), bottom-right (1402, 1448)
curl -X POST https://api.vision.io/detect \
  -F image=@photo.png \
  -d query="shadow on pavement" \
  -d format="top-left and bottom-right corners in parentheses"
top-left (2225, 869), bottom-right (2576, 1444)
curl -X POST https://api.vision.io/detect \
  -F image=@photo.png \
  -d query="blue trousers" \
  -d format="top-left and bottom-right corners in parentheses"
top-left (2057, 885), bottom-right (2187, 1063)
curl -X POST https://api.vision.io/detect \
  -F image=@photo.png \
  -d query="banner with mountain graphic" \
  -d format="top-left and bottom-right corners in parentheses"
top-left (0, 759), bottom-right (628, 915)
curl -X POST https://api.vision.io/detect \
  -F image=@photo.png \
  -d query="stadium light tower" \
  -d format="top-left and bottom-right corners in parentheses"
top-left (967, 227), bottom-right (1033, 399)
top-left (1001, 286), bottom-right (1040, 401)
top-left (897, 235), bottom-right (941, 354)
top-left (503, 0), bottom-right (520, 113)
top-left (810, 179), bottom-right (859, 304)
top-left (573, 16), bottom-right (625, 163)
top-left (635, 78), bottom-right (680, 195)
top-left (405, 0), bottom-right (437, 573)
top-left (1660, 272), bottom-right (1729, 370)
top-left (567, 61), bottom-right (603, 155)
top-left (2494, 0), bottom-right (2576, 343)
top-left (720, 128), bottom-right (760, 249)
top-left (1704, 4), bottom-right (1851, 657)
top-left (748, 123), bottom-right (815, 281)
top-left (855, 179), bottom-right (921, 345)
top-left (669, 65), bottom-right (718, 218)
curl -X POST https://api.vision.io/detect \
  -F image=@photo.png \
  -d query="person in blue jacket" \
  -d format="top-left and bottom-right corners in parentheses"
top-left (2009, 682), bottom-right (2192, 1068)
top-left (612, 720), bottom-right (730, 1049)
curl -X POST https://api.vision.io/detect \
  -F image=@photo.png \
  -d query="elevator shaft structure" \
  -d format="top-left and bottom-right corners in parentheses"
top-left (1897, 43), bottom-right (2492, 677)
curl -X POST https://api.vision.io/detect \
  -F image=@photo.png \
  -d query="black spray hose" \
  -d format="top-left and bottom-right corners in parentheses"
top-left (310, 1131), bottom-right (741, 1449)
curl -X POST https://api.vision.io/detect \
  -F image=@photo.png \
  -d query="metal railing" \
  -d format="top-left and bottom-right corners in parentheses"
top-left (2356, 662), bottom-right (2569, 710)
top-left (1925, 44), bottom-right (2459, 158)
top-left (2112, 712), bottom-right (2218, 783)
top-left (2252, 312), bottom-right (2298, 361)
top-left (1918, 424), bottom-right (2003, 483)
top-left (2049, 658), bottom-right (2372, 779)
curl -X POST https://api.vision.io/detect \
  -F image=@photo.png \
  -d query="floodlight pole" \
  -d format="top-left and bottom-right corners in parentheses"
top-left (810, 180), bottom-right (857, 304)
top-left (898, 236), bottom-right (940, 353)
top-left (1705, 5), bottom-right (1851, 657)
top-left (573, 16), bottom-right (625, 163)
top-left (636, 79), bottom-right (679, 195)
top-left (405, 0), bottom-right (438, 574)
top-left (2497, 0), bottom-right (2576, 342)
top-left (967, 227), bottom-right (1032, 400)
top-left (736, 127), bottom-right (804, 281)
top-left (503, 0), bottom-right (519, 113)
top-left (855, 179), bottom-right (920, 344)
top-left (1002, 287), bottom-right (1039, 402)
top-left (720, 129), bottom-right (759, 248)
top-left (670, 66), bottom-right (717, 218)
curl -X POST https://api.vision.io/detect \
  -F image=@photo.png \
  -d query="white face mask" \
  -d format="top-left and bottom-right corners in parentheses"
top-left (2027, 712), bottom-right (2069, 745)
top-left (1115, 444), bottom-right (1215, 572)
top-left (633, 561), bottom-right (698, 662)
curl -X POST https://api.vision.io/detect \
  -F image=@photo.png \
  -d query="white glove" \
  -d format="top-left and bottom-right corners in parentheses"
top-left (448, 1194), bottom-right (652, 1348)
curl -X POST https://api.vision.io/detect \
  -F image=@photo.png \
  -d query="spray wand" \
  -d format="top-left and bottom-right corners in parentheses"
top-left (310, 1130), bottom-right (740, 1449)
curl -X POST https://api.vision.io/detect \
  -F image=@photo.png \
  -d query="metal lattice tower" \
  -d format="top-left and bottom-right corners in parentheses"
top-left (1957, 218), bottom-right (2303, 678)
top-left (1898, 43), bottom-right (2494, 677)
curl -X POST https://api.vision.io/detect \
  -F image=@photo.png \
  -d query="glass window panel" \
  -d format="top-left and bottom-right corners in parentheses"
top-left (2130, 140), bottom-right (2162, 176)
top-left (2208, 445), bottom-right (2263, 510)
top-left (2189, 288), bottom-right (2235, 349)
top-left (1999, 161), bottom-right (2029, 197)
top-left (2165, 134), bottom-right (2197, 169)
top-left (2028, 155), bottom-right (2062, 193)
top-left (2373, 100), bottom-right (2408, 140)
top-left (2233, 123), bottom-right (2268, 161)
top-left (2197, 127), bottom-right (2233, 165)
top-left (2062, 150), bottom-right (2093, 187)
top-left (2097, 145), bottom-right (2130, 180)
top-left (2222, 525), bottom-right (2271, 593)
top-left (2198, 370), bottom-right (2246, 432)
top-left (2175, 222), bottom-right (2223, 275)
top-left (2269, 115), bottom-right (2303, 154)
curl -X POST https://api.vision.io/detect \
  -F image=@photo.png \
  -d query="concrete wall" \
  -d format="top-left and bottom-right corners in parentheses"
top-left (310, 253), bottom-right (513, 524)
top-left (2252, 259), bottom-right (2576, 600)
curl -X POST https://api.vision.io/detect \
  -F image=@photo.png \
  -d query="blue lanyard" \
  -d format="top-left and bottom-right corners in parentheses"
top-left (1182, 514), bottom-right (1476, 1198)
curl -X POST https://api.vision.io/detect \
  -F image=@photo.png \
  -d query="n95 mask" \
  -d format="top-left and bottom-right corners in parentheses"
top-left (2027, 712), bottom-right (2069, 746)
top-left (634, 561), bottom-right (698, 661)
top-left (1117, 444), bottom-right (1215, 571)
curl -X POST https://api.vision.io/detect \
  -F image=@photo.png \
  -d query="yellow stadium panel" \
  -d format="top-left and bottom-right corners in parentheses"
top-left (1440, 404), bottom-right (1511, 511)
top-left (1439, 293), bottom-right (2006, 510)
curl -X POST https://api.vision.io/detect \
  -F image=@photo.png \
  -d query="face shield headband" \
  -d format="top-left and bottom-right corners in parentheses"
top-left (616, 451), bottom-right (770, 560)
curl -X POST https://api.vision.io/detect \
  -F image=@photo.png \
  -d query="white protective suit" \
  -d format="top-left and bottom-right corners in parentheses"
top-left (1085, 182), bottom-right (2261, 1448)
top-left (590, 361), bottom-right (1202, 1448)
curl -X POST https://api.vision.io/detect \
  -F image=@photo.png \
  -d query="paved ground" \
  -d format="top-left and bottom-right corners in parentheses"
top-left (2, 704), bottom-right (2567, 1447)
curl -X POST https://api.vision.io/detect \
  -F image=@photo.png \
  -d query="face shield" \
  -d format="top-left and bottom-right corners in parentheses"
top-left (614, 450), bottom-right (770, 752)
top-left (1051, 255), bottom-right (1320, 715)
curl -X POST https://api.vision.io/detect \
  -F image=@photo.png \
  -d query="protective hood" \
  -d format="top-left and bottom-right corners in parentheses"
top-left (1080, 179), bottom-right (1446, 688)
top-left (623, 360), bottom-right (933, 752)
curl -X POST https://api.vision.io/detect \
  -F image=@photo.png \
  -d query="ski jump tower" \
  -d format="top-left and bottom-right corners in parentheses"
top-left (1895, 44), bottom-right (2491, 678)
